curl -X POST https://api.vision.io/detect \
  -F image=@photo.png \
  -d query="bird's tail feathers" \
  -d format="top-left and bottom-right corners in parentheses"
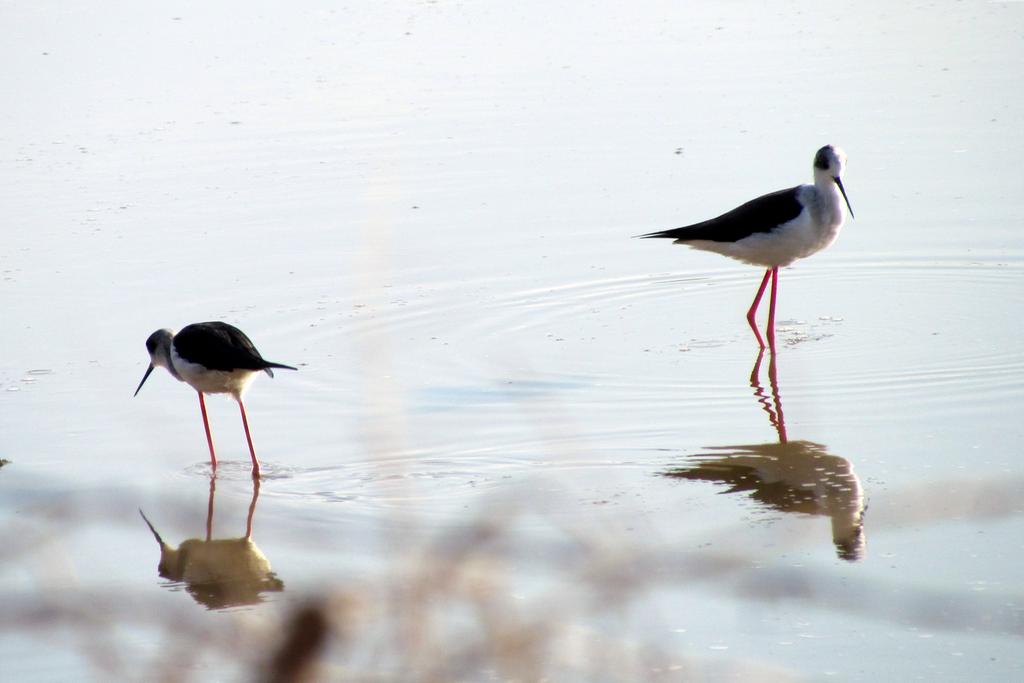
top-left (635, 228), bottom-right (680, 239)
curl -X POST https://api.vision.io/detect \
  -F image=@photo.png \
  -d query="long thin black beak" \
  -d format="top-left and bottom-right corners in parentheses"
top-left (134, 363), bottom-right (155, 397)
top-left (835, 176), bottom-right (854, 219)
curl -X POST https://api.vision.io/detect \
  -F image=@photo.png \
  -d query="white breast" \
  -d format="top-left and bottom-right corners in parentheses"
top-left (688, 185), bottom-right (845, 268)
top-left (170, 347), bottom-right (260, 399)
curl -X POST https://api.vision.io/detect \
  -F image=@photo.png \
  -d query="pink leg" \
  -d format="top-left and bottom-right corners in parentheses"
top-left (746, 268), bottom-right (772, 348)
top-left (238, 400), bottom-right (261, 479)
top-left (197, 392), bottom-right (218, 471)
top-left (766, 267), bottom-right (779, 350)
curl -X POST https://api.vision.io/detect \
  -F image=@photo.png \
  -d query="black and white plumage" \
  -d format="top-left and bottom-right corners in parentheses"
top-left (134, 321), bottom-right (297, 477)
top-left (640, 145), bottom-right (854, 348)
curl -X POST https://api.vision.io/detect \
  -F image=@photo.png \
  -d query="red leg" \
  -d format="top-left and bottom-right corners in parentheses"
top-left (197, 392), bottom-right (218, 471)
top-left (746, 268), bottom-right (772, 348)
top-left (238, 400), bottom-right (261, 479)
top-left (766, 267), bottom-right (779, 350)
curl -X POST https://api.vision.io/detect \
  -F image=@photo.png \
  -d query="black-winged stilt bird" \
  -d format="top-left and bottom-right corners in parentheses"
top-left (639, 145), bottom-right (854, 348)
top-left (134, 321), bottom-right (297, 478)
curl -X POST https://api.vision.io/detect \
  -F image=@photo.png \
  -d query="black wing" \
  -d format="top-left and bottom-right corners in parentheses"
top-left (638, 186), bottom-right (803, 243)
top-left (175, 322), bottom-right (297, 372)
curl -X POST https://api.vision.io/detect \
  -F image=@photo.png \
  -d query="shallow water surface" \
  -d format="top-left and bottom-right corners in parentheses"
top-left (2, 1), bottom-right (1024, 680)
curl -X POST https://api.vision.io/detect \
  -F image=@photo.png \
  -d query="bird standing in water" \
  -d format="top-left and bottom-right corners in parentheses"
top-left (639, 145), bottom-right (854, 348)
top-left (134, 321), bottom-right (297, 478)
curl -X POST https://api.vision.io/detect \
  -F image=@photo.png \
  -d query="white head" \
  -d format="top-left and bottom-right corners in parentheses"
top-left (134, 328), bottom-right (177, 396)
top-left (813, 144), bottom-right (854, 218)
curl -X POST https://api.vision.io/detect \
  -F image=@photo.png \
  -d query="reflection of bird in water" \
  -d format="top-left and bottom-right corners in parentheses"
top-left (668, 440), bottom-right (864, 561)
top-left (134, 321), bottom-right (297, 479)
top-left (663, 351), bottom-right (866, 561)
top-left (139, 478), bottom-right (284, 609)
top-left (639, 145), bottom-right (854, 348)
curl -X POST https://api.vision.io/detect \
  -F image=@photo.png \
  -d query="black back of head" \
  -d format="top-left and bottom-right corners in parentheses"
top-left (813, 145), bottom-right (836, 171)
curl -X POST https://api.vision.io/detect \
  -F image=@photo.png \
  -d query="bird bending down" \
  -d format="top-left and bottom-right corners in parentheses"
top-left (639, 145), bottom-right (854, 348)
top-left (134, 321), bottom-right (297, 478)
